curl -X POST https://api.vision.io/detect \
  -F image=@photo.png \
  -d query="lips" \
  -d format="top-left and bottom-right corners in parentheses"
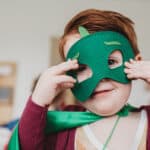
top-left (92, 89), bottom-right (114, 97)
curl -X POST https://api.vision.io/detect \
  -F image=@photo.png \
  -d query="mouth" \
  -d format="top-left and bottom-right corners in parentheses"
top-left (92, 89), bottom-right (114, 97)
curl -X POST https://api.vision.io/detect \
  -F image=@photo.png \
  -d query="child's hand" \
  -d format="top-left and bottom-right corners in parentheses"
top-left (32, 59), bottom-right (79, 107)
top-left (124, 59), bottom-right (150, 83)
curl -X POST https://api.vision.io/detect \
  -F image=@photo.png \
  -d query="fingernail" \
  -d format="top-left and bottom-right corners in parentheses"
top-left (130, 58), bottom-right (134, 61)
top-left (74, 79), bottom-right (77, 82)
top-left (73, 59), bottom-right (78, 62)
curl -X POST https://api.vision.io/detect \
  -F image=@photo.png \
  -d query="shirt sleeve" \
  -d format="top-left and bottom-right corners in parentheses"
top-left (18, 96), bottom-right (48, 150)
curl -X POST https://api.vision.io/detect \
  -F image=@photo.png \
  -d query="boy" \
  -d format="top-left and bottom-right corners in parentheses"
top-left (8, 9), bottom-right (150, 150)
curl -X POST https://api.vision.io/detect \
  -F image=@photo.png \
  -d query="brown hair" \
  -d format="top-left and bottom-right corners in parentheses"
top-left (59, 9), bottom-right (140, 60)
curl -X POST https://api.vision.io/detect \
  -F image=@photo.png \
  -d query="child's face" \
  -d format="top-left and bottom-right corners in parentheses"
top-left (64, 33), bottom-right (132, 116)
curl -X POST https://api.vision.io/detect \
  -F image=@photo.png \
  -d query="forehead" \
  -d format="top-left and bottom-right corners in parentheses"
top-left (63, 33), bottom-right (81, 58)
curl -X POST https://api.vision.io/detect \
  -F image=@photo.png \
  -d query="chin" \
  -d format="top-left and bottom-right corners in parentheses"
top-left (94, 108), bottom-right (117, 116)
top-left (83, 95), bottom-right (128, 116)
top-left (89, 102), bottom-right (123, 117)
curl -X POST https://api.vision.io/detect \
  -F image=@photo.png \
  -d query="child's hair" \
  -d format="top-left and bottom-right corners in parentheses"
top-left (59, 9), bottom-right (140, 60)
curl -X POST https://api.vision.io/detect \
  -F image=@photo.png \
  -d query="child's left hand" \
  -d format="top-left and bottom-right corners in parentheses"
top-left (124, 59), bottom-right (150, 84)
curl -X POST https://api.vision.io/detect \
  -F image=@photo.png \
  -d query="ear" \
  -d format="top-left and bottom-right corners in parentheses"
top-left (135, 53), bottom-right (142, 61)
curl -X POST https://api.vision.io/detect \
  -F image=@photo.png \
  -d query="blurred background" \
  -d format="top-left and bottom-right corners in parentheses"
top-left (0, 0), bottom-right (150, 148)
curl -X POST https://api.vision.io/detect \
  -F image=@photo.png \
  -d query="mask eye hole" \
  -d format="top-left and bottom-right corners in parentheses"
top-left (108, 50), bottom-right (123, 69)
top-left (75, 64), bottom-right (93, 83)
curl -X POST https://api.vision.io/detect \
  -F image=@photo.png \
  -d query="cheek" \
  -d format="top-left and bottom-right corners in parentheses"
top-left (80, 83), bottom-right (132, 116)
top-left (81, 100), bottom-right (117, 116)
top-left (118, 83), bottom-right (132, 98)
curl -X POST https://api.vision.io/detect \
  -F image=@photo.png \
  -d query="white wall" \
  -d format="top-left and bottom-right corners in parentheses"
top-left (0, 0), bottom-right (150, 118)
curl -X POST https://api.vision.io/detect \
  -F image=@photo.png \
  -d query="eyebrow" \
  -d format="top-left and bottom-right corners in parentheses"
top-left (108, 56), bottom-right (121, 60)
top-left (104, 41), bottom-right (121, 46)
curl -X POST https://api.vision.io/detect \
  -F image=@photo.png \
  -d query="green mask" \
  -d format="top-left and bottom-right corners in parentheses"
top-left (66, 27), bottom-right (134, 101)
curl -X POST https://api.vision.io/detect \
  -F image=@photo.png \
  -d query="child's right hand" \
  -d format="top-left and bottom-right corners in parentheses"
top-left (32, 59), bottom-right (79, 107)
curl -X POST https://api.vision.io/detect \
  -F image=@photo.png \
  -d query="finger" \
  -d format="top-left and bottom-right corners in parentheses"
top-left (127, 73), bottom-right (134, 79)
top-left (51, 59), bottom-right (79, 75)
top-left (124, 68), bottom-right (131, 74)
top-left (59, 82), bottom-right (74, 89)
top-left (54, 75), bottom-right (76, 84)
top-left (147, 78), bottom-right (150, 83)
top-left (124, 61), bottom-right (132, 68)
top-left (129, 58), bottom-right (135, 64)
top-left (127, 71), bottom-right (141, 79)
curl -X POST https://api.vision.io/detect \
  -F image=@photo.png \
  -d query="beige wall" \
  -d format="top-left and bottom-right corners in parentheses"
top-left (0, 0), bottom-right (150, 119)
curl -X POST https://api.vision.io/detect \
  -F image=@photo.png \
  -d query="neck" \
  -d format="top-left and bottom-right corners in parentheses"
top-left (89, 113), bottom-right (118, 128)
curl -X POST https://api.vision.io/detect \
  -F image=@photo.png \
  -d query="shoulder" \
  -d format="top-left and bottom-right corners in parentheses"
top-left (140, 105), bottom-right (150, 112)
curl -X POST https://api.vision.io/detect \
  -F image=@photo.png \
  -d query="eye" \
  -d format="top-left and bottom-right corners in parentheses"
top-left (76, 64), bottom-right (87, 72)
top-left (75, 64), bottom-right (93, 83)
top-left (108, 58), bottom-right (118, 66)
top-left (108, 50), bottom-right (123, 69)
top-left (108, 58), bottom-right (121, 69)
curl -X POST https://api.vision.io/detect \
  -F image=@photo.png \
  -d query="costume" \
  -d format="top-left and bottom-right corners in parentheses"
top-left (7, 27), bottom-right (149, 149)
top-left (8, 97), bottom-right (150, 150)
top-left (66, 26), bottom-right (134, 101)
